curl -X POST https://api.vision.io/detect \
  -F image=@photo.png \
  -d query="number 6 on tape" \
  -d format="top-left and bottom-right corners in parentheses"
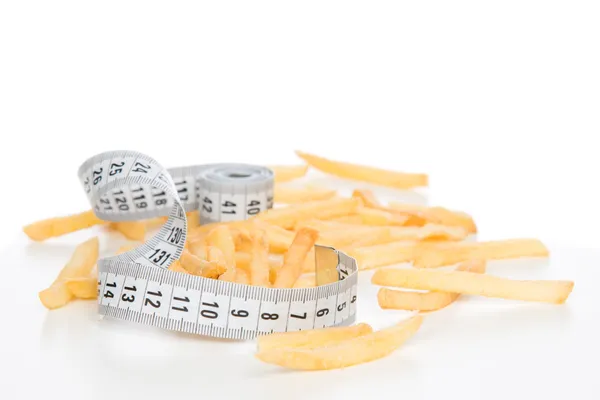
top-left (79, 150), bottom-right (359, 339)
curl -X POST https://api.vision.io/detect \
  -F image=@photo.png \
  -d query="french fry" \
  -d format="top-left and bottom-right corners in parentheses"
top-left (232, 227), bottom-right (253, 253)
top-left (275, 185), bottom-right (337, 204)
top-left (297, 220), bottom-right (466, 242)
top-left (65, 277), bottom-right (97, 299)
top-left (388, 202), bottom-right (477, 233)
top-left (269, 164), bottom-right (309, 183)
top-left (187, 220), bottom-right (249, 241)
top-left (372, 267), bottom-right (574, 304)
top-left (327, 215), bottom-right (364, 225)
top-left (355, 207), bottom-right (410, 226)
top-left (236, 269), bottom-right (250, 284)
top-left (207, 226), bottom-right (236, 268)
top-left (168, 260), bottom-right (189, 274)
top-left (109, 221), bottom-right (146, 241)
top-left (256, 316), bottom-right (423, 370)
top-left (273, 228), bottom-right (319, 288)
top-left (377, 260), bottom-right (486, 311)
top-left (413, 239), bottom-right (549, 268)
top-left (188, 236), bottom-right (208, 259)
top-left (352, 190), bottom-right (426, 226)
top-left (186, 210), bottom-right (201, 230)
top-left (256, 198), bottom-right (361, 230)
top-left (249, 230), bottom-right (270, 287)
top-left (390, 224), bottom-right (467, 242)
top-left (234, 252), bottom-right (282, 272)
top-left (292, 274), bottom-right (316, 288)
top-left (301, 247), bottom-right (316, 273)
top-left (257, 323), bottom-right (373, 352)
top-left (256, 223), bottom-right (295, 254)
top-left (348, 241), bottom-right (426, 270)
top-left (180, 249), bottom-right (225, 278)
top-left (39, 237), bottom-right (99, 309)
top-left (23, 210), bottom-right (105, 241)
top-left (318, 227), bottom-right (392, 249)
top-left (296, 151), bottom-right (428, 189)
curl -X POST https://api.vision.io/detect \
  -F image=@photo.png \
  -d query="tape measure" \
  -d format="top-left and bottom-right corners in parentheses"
top-left (78, 150), bottom-right (358, 339)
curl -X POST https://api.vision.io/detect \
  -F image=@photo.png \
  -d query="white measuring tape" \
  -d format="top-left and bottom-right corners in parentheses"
top-left (78, 150), bottom-right (358, 339)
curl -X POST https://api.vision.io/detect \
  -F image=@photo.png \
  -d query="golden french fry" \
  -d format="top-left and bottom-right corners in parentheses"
top-left (352, 190), bottom-right (427, 226)
top-left (249, 230), bottom-right (270, 287)
top-left (388, 202), bottom-right (477, 233)
top-left (257, 323), bottom-right (373, 352)
top-left (269, 164), bottom-right (309, 183)
top-left (235, 269), bottom-right (250, 284)
top-left (24, 210), bottom-right (105, 241)
top-left (273, 228), bottom-right (319, 288)
top-left (301, 247), bottom-right (316, 273)
top-left (296, 151), bottom-right (428, 189)
top-left (256, 198), bottom-right (361, 230)
top-left (373, 267), bottom-right (573, 304)
top-left (187, 220), bottom-right (249, 241)
top-left (318, 227), bottom-right (392, 249)
top-left (66, 277), bottom-right (97, 299)
top-left (109, 221), bottom-right (146, 241)
top-left (207, 226), bottom-right (236, 268)
top-left (39, 237), bottom-right (99, 309)
top-left (377, 260), bottom-right (486, 311)
top-left (186, 210), bottom-right (201, 230)
top-left (180, 249), bottom-right (225, 278)
top-left (235, 252), bottom-right (282, 272)
top-left (168, 260), bottom-right (188, 274)
top-left (348, 240), bottom-right (426, 270)
top-left (256, 316), bottom-right (423, 370)
top-left (297, 220), bottom-right (466, 243)
top-left (232, 227), bottom-right (253, 253)
top-left (355, 207), bottom-right (410, 226)
top-left (327, 215), bottom-right (364, 225)
top-left (188, 236), bottom-right (207, 259)
top-left (413, 239), bottom-right (549, 268)
top-left (275, 185), bottom-right (337, 204)
top-left (255, 223), bottom-right (295, 254)
top-left (292, 274), bottom-right (316, 288)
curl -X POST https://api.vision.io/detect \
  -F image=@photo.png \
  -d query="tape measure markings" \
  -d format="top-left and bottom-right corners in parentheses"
top-left (79, 150), bottom-right (358, 339)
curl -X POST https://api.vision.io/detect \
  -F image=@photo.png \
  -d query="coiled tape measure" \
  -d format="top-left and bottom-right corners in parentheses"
top-left (78, 150), bottom-right (358, 339)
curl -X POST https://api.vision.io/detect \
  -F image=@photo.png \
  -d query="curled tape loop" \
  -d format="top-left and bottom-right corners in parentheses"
top-left (78, 150), bottom-right (358, 339)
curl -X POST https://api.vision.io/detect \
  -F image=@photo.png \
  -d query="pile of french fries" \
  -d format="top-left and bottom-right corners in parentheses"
top-left (25, 151), bottom-right (574, 371)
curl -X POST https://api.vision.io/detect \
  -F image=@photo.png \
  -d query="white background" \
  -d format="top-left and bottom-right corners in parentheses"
top-left (0, 1), bottom-right (599, 399)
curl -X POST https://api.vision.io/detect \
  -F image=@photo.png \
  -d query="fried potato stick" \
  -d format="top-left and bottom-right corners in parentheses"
top-left (268, 164), bottom-right (309, 183)
top-left (256, 316), bottom-right (423, 370)
top-left (249, 230), bottom-right (270, 287)
top-left (39, 237), bottom-right (99, 309)
top-left (296, 151), bottom-right (428, 189)
top-left (372, 268), bottom-right (573, 304)
top-left (256, 198), bottom-right (361, 230)
top-left (414, 239), bottom-right (549, 268)
top-left (257, 323), bottom-right (373, 352)
top-left (24, 210), bottom-right (105, 241)
top-left (377, 260), bottom-right (486, 311)
top-left (273, 228), bottom-right (319, 288)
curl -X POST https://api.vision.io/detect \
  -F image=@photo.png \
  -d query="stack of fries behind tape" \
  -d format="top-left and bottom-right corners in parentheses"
top-left (25, 151), bottom-right (574, 371)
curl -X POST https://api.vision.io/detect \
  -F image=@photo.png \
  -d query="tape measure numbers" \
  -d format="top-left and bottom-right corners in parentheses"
top-left (197, 164), bottom-right (274, 225)
top-left (78, 150), bottom-right (359, 339)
